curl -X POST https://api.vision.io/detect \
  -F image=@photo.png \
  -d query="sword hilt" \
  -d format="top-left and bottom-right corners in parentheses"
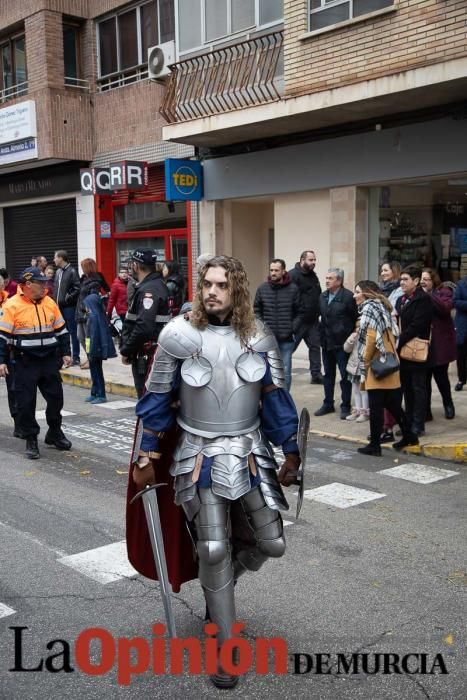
top-left (130, 483), bottom-right (168, 505)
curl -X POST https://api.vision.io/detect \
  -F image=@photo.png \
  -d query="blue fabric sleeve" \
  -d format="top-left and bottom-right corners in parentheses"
top-left (136, 391), bottom-right (175, 451)
top-left (261, 361), bottom-right (299, 448)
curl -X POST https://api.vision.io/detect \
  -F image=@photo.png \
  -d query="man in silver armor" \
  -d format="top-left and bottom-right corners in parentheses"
top-left (132, 256), bottom-right (300, 688)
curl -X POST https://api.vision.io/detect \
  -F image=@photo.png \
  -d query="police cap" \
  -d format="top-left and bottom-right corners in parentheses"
top-left (20, 267), bottom-right (47, 283)
top-left (130, 249), bottom-right (157, 266)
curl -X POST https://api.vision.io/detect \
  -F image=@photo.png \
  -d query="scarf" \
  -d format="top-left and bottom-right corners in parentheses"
top-left (380, 280), bottom-right (400, 298)
top-left (357, 299), bottom-right (399, 377)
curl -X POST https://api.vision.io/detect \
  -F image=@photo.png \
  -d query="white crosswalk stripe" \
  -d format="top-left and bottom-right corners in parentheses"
top-left (304, 483), bottom-right (386, 509)
top-left (378, 463), bottom-right (458, 484)
top-left (94, 400), bottom-right (137, 410)
top-left (0, 603), bottom-right (16, 619)
top-left (57, 541), bottom-right (138, 584)
top-left (36, 409), bottom-right (75, 419)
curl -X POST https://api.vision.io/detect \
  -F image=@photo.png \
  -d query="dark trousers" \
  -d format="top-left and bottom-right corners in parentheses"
top-left (89, 358), bottom-right (106, 398)
top-left (322, 347), bottom-right (352, 410)
top-left (294, 321), bottom-right (322, 377)
top-left (61, 305), bottom-right (80, 362)
top-left (426, 364), bottom-right (452, 409)
top-left (368, 388), bottom-right (408, 447)
top-left (457, 341), bottom-right (467, 384)
top-left (132, 355), bottom-right (151, 399)
top-left (5, 361), bottom-right (18, 421)
top-left (400, 363), bottom-right (427, 434)
top-left (14, 354), bottom-right (64, 438)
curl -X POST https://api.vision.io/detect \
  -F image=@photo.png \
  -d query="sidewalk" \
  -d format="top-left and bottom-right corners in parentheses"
top-left (61, 344), bottom-right (467, 463)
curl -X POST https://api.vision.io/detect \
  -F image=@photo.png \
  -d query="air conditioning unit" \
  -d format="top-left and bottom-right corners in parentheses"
top-left (148, 41), bottom-right (175, 80)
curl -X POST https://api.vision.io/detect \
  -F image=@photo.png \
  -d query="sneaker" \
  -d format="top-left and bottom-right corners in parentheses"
top-left (345, 409), bottom-right (359, 421)
top-left (357, 443), bottom-right (382, 457)
top-left (90, 396), bottom-right (107, 404)
top-left (380, 431), bottom-right (394, 443)
top-left (314, 405), bottom-right (335, 417)
top-left (356, 412), bottom-right (369, 423)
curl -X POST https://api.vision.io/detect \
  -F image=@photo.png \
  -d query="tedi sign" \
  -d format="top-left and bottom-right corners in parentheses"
top-left (80, 161), bottom-right (148, 195)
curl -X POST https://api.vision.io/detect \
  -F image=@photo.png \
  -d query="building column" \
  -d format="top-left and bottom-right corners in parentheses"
top-left (329, 186), bottom-right (368, 291)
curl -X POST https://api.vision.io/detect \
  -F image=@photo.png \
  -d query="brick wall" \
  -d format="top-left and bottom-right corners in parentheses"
top-left (284, 0), bottom-right (467, 97)
top-left (0, 1), bottom-right (88, 28)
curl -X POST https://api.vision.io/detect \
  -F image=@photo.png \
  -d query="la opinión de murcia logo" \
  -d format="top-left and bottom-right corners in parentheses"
top-left (8, 623), bottom-right (448, 685)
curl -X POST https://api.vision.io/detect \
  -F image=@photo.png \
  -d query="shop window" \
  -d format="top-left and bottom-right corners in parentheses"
top-left (309, 0), bottom-right (393, 32)
top-left (97, 0), bottom-right (174, 85)
top-left (178, 0), bottom-right (283, 53)
top-left (0, 33), bottom-right (27, 101)
top-left (374, 180), bottom-right (467, 283)
top-left (114, 200), bottom-right (186, 233)
top-left (63, 24), bottom-right (82, 86)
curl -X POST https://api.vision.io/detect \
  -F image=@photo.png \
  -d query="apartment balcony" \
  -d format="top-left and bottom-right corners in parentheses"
top-left (160, 31), bottom-right (283, 124)
top-left (0, 81), bottom-right (28, 104)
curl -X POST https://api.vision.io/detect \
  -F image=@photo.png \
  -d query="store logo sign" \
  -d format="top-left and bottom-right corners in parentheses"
top-left (165, 159), bottom-right (203, 201)
top-left (80, 161), bottom-right (148, 196)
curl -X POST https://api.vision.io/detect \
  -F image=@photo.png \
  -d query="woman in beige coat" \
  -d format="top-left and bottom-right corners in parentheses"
top-left (355, 281), bottom-right (419, 456)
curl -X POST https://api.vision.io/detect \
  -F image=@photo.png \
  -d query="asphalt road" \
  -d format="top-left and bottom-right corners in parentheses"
top-left (0, 382), bottom-right (465, 699)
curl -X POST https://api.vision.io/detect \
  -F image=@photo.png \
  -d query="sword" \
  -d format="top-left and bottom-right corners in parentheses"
top-left (295, 407), bottom-right (310, 520)
top-left (130, 484), bottom-right (177, 637)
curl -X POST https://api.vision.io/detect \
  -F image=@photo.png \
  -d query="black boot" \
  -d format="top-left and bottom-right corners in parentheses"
top-left (25, 437), bottom-right (40, 460)
top-left (393, 433), bottom-right (419, 451)
top-left (357, 443), bottom-right (382, 457)
top-left (444, 402), bottom-right (455, 419)
top-left (44, 429), bottom-right (72, 450)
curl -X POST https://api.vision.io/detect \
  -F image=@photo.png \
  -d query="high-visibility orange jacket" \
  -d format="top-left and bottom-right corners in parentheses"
top-left (0, 289), bottom-right (70, 362)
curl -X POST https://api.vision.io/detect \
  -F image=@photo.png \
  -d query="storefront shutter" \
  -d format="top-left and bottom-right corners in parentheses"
top-left (4, 199), bottom-right (78, 282)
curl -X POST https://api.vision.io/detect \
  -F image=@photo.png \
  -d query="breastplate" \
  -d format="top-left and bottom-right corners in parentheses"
top-left (177, 324), bottom-right (265, 438)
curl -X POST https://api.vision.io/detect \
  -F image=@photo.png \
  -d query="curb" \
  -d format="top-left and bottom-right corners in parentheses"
top-left (309, 430), bottom-right (467, 464)
top-left (60, 371), bottom-right (138, 399)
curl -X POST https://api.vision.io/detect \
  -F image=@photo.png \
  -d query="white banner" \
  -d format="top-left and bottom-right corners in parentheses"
top-left (0, 100), bottom-right (36, 146)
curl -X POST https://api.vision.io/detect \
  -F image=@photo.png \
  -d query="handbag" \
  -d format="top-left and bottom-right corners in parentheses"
top-left (398, 318), bottom-right (431, 363)
top-left (369, 330), bottom-right (400, 380)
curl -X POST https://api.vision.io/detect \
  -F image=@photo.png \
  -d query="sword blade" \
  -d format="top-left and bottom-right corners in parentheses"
top-left (296, 407), bottom-right (310, 519)
top-left (140, 486), bottom-right (177, 638)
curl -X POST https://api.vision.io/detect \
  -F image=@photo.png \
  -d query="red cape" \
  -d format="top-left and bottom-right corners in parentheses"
top-left (126, 424), bottom-right (198, 593)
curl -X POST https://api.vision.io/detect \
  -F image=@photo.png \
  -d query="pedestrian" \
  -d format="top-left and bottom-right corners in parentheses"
top-left (53, 250), bottom-right (81, 366)
top-left (315, 268), bottom-right (357, 419)
top-left (353, 280), bottom-right (418, 456)
top-left (0, 273), bottom-right (20, 435)
top-left (289, 250), bottom-right (323, 384)
top-left (453, 274), bottom-right (467, 392)
top-left (253, 258), bottom-right (302, 391)
top-left (395, 265), bottom-right (433, 437)
top-left (36, 256), bottom-right (48, 275)
top-left (44, 265), bottom-right (55, 296)
top-left (129, 255), bottom-right (300, 688)
top-left (107, 267), bottom-right (129, 324)
top-left (162, 260), bottom-right (186, 317)
top-left (30, 256), bottom-right (38, 267)
top-left (343, 319), bottom-right (369, 422)
top-left (83, 294), bottom-right (117, 404)
top-left (0, 268), bottom-right (18, 297)
top-left (76, 258), bottom-right (110, 369)
top-left (0, 267), bottom-right (72, 459)
top-left (120, 249), bottom-right (170, 398)
top-left (420, 268), bottom-right (456, 420)
top-left (379, 261), bottom-right (403, 442)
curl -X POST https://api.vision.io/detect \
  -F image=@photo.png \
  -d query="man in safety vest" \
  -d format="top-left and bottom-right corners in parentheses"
top-left (0, 267), bottom-right (73, 459)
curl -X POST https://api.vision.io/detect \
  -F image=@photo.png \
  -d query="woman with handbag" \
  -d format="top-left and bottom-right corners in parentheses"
top-left (395, 265), bottom-right (433, 437)
top-left (354, 281), bottom-right (418, 457)
top-left (420, 269), bottom-right (456, 420)
top-left (379, 261), bottom-right (403, 442)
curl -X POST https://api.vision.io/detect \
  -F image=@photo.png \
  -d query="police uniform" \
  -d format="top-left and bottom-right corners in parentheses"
top-left (0, 268), bottom-right (72, 459)
top-left (120, 249), bottom-right (170, 398)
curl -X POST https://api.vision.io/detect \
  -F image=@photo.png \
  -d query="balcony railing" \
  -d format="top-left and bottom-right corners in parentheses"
top-left (160, 31), bottom-right (283, 123)
top-left (0, 81), bottom-right (28, 104)
top-left (65, 76), bottom-right (90, 90)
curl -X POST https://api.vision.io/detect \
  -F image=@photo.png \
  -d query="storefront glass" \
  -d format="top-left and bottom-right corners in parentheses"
top-left (373, 178), bottom-right (467, 282)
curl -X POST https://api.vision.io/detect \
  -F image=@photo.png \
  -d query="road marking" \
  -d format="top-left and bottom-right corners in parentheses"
top-left (283, 520), bottom-right (293, 526)
top-left (57, 541), bottom-right (138, 584)
top-left (0, 521), bottom-right (67, 557)
top-left (379, 463), bottom-right (458, 484)
top-left (0, 603), bottom-right (16, 619)
top-left (94, 400), bottom-right (137, 410)
top-left (36, 409), bottom-right (75, 420)
top-left (303, 483), bottom-right (385, 509)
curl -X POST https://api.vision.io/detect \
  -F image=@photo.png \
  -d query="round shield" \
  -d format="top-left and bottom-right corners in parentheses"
top-left (235, 352), bottom-right (267, 383)
top-left (181, 356), bottom-right (212, 387)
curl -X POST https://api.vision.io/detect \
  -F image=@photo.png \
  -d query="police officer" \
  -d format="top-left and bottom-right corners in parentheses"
top-left (0, 267), bottom-right (73, 459)
top-left (120, 249), bottom-right (170, 398)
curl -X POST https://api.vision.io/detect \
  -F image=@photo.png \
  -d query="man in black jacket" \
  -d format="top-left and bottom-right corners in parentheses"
top-left (53, 249), bottom-right (81, 365)
top-left (120, 249), bottom-right (170, 398)
top-left (289, 250), bottom-right (323, 384)
top-left (315, 268), bottom-right (357, 419)
top-left (254, 258), bottom-right (301, 391)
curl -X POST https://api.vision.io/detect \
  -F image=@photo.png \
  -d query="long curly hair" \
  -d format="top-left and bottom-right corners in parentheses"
top-left (191, 256), bottom-right (257, 345)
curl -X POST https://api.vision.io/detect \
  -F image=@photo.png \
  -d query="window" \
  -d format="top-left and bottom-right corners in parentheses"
top-left (114, 200), bottom-right (186, 233)
top-left (63, 24), bottom-right (81, 85)
top-left (0, 34), bottom-right (27, 98)
top-left (309, 0), bottom-right (393, 31)
top-left (178, 0), bottom-right (283, 53)
top-left (97, 0), bottom-right (174, 79)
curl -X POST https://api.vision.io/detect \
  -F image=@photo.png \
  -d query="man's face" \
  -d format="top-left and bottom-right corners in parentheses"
top-left (269, 262), bottom-right (285, 283)
top-left (326, 272), bottom-right (341, 293)
top-left (202, 266), bottom-right (232, 320)
top-left (53, 254), bottom-right (63, 268)
top-left (37, 257), bottom-right (47, 271)
top-left (301, 253), bottom-right (316, 272)
top-left (23, 280), bottom-right (47, 301)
